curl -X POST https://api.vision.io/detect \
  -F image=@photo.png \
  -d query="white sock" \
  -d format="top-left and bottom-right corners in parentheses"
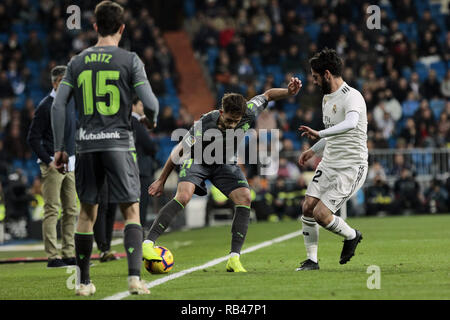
top-left (230, 252), bottom-right (240, 258)
top-left (325, 215), bottom-right (356, 240)
top-left (143, 240), bottom-right (154, 246)
top-left (301, 216), bottom-right (319, 263)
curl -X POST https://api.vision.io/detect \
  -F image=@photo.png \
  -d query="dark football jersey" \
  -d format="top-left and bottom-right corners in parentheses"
top-left (61, 46), bottom-right (148, 153)
top-left (181, 94), bottom-right (269, 164)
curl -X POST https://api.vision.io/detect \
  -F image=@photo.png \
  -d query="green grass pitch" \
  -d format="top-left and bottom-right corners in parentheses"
top-left (0, 214), bottom-right (449, 300)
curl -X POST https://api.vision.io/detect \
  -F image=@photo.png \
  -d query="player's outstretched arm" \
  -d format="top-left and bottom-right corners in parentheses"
top-left (135, 83), bottom-right (159, 128)
top-left (51, 83), bottom-right (72, 173)
top-left (148, 142), bottom-right (184, 197)
top-left (132, 54), bottom-right (159, 128)
top-left (299, 111), bottom-right (359, 140)
top-left (263, 77), bottom-right (302, 101)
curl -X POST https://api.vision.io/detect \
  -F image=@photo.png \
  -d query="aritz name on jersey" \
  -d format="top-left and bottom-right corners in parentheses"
top-left (84, 53), bottom-right (112, 64)
top-left (79, 128), bottom-right (120, 141)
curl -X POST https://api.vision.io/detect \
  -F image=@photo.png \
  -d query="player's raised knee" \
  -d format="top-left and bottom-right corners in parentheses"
top-left (174, 192), bottom-right (192, 207)
top-left (230, 188), bottom-right (251, 207)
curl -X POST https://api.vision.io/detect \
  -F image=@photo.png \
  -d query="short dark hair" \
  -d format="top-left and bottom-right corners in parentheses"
top-left (132, 95), bottom-right (141, 106)
top-left (221, 93), bottom-right (247, 117)
top-left (51, 65), bottom-right (67, 83)
top-left (309, 48), bottom-right (343, 77)
top-left (94, 1), bottom-right (124, 37)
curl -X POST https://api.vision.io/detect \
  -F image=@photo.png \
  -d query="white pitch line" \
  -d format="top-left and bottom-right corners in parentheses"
top-left (103, 229), bottom-right (302, 300)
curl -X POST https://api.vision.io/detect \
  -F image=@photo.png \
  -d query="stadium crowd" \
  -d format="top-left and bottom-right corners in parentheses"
top-left (0, 0), bottom-right (449, 240)
top-left (189, 0), bottom-right (450, 218)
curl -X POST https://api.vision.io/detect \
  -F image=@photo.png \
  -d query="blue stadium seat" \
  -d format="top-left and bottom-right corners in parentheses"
top-left (30, 89), bottom-right (45, 105)
top-left (414, 61), bottom-right (429, 82)
top-left (283, 102), bottom-right (298, 121)
top-left (12, 159), bottom-right (24, 170)
top-left (430, 99), bottom-right (445, 119)
top-left (304, 23), bottom-right (321, 42)
top-left (398, 22), bottom-right (418, 42)
top-left (414, 0), bottom-right (430, 17)
top-left (430, 61), bottom-right (447, 81)
top-left (402, 67), bottom-right (412, 80)
top-left (0, 33), bottom-right (8, 44)
top-left (412, 152), bottom-right (432, 175)
top-left (250, 55), bottom-right (264, 74)
top-left (380, 4), bottom-right (396, 20)
top-left (164, 77), bottom-right (177, 95)
top-left (206, 46), bottom-right (219, 75)
top-left (265, 65), bottom-right (284, 87)
top-left (388, 136), bottom-right (397, 149)
top-left (184, 0), bottom-right (196, 18)
top-left (14, 94), bottom-right (27, 109)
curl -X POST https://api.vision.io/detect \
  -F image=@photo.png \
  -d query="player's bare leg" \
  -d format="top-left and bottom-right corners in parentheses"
top-left (120, 202), bottom-right (149, 294)
top-left (143, 182), bottom-right (195, 260)
top-left (75, 203), bottom-right (98, 296)
top-left (226, 187), bottom-right (252, 272)
top-left (313, 201), bottom-right (362, 264)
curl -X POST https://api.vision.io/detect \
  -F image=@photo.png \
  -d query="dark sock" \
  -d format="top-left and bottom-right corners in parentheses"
top-left (231, 205), bottom-right (250, 254)
top-left (147, 199), bottom-right (184, 242)
top-left (124, 223), bottom-right (143, 277)
top-left (75, 233), bottom-right (94, 285)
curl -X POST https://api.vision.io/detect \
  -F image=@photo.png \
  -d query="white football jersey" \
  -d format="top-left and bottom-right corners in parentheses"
top-left (321, 82), bottom-right (368, 168)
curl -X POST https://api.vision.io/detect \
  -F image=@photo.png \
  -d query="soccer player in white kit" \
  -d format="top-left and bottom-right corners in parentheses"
top-left (296, 49), bottom-right (368, 270)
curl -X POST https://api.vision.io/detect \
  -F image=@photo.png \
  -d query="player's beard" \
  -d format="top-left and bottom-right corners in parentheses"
top-left (320, 78), bottom-right (332, 95)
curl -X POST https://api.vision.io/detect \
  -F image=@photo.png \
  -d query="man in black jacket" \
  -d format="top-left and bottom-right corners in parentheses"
top-left (27, 66), bottom-right (78, 268)
top-left (131, 97), bottom-right (157, 228)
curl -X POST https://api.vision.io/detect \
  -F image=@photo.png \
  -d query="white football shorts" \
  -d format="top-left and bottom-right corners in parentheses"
top-left (305, 161), bottom-right (368, 213)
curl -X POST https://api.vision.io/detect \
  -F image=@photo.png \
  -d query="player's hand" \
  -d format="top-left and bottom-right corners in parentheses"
top-left (53, 151), bottom-right (69, 174)
top-left (298, 149), bottom-right (315, 167)
top-left (288, 77), bottom-right (302, 96)
top-left (140, 116), bottom-right (157, 130)
top-left (299, 125), bottom-right (320, 140)
top-left (148, 179), bottom-right (164, 197)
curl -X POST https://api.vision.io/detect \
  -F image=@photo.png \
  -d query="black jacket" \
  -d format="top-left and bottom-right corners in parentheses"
top-left (27, 93), bottom-right (76, 164)
top-left (132, 115), bottom-right (157, 178)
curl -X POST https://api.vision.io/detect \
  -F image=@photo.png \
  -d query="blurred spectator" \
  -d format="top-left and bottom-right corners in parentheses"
top-left (390, 153), bottom-right (411, 176)
top-left (400, 118), bottom-right (418, 147)
top-left (248, 175), bottom-right (273, 221)
top-left (366, 173), bottom-right (394, 216)
top-left (421, 69), bottom-right (442, 100)
top-left (367, 161), bottom-right (387, 182)
top-left (378, 111), bottom-right (395, 140)
top-left (155, 106), bottom-right (177, 134)
top-left (401, 91), bottom-right (420, 118)
top-left (393, 0), bottom-right (417, 22)
top-left (424, 179), bottom-right (449, 213)
top-left (277, 157), bottom-right (300, 180)
top-left (4, 170), bottom-right (34, 238)
top-left (149, 72), bottom-right (166, 96)
top-left (256, 109), bottom-right (277, 130)
top-left (441, 70), bottom-right (450, 98)
top-left (0, 71), bottom-right (15, 99)
top-left (177, 105), bottom-right (194, 130)
top-left (25, 30), bottom-right (44, 61)
top-left (393, 168), bottom-right (424, 214)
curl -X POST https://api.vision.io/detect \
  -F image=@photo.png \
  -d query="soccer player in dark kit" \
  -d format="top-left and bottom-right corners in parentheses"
top-left (51, 1), bottom-right (159, 296)
top-left (143, 77), bottom-right (302, 272)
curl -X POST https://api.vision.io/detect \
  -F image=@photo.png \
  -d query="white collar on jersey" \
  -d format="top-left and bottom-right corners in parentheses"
top-left (50, 89), bottom-right (56, 98)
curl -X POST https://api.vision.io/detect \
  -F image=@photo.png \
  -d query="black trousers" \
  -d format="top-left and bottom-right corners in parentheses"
top-left (139, 175), bottom-right (152, 228)
top-left (93, 179), bottom-right (117, 252)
